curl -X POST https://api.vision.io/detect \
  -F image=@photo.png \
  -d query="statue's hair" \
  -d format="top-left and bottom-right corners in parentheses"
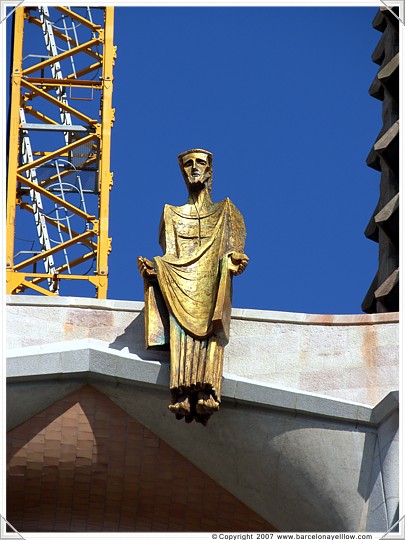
top-left (178, 148), bottom-right (213, 194)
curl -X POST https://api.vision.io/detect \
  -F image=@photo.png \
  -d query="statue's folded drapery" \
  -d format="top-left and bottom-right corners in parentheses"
top-left (144, 197), bottom-right (246, 419)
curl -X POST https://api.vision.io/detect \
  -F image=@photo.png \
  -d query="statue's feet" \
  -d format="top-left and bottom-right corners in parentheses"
top-left (196, 392), bottom-right (219, 415)
top-left (168, 395), bottom-right (191, 416)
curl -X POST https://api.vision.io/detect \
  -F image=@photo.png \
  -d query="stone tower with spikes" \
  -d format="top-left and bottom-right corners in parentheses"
top-left (362, 6), bottom-right (399, 313)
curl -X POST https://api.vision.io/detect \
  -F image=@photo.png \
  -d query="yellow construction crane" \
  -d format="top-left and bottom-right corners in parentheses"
top-left (6, 6), bottom-right (116, 298)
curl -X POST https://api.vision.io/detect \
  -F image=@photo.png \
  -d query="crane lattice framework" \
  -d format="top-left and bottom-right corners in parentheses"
top-left (6, 6), bottom-right (116, 298)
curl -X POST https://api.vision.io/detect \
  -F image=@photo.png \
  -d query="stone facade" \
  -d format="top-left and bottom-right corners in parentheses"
top-left (5, 296), bottom-right (399, 533)
top-left (7, 385), bottom-right (274, 532)
top-left (7, 296), bottom-right (399, 406)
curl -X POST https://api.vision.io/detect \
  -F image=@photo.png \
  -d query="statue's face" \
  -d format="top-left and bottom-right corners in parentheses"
top-left (181, 152), bottom-right (211, 188)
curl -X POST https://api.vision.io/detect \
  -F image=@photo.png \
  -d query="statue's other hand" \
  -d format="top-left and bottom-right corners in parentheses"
top-left (228, 252), bottom-right (249, 276)
top-left (137, 256), bottom-right (157, 280)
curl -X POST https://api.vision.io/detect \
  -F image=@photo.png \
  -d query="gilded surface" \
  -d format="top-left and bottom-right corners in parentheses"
top-left (138, 149), bottom-right (248, 425)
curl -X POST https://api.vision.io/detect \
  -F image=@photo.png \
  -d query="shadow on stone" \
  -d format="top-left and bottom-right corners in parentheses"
top-left (108, 309), bottom-right (169, 363)
top-left (7, 378), bottom-right (87, 432)
top-left (357, 430), bottom-right (378, 502)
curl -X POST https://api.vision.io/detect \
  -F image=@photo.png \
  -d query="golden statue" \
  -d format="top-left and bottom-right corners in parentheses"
top-left (138, 149), bottom-right (248, 425)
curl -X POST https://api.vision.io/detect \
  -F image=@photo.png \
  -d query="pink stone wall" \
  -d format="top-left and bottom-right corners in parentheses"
top-left (7, 297), bottom-right (399, 407)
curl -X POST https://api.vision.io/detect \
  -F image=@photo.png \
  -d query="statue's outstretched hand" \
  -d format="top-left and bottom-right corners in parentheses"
top-left (137, 256), bottom-right (157, 280)
top-left (228, 252), bottom-right (249, 276)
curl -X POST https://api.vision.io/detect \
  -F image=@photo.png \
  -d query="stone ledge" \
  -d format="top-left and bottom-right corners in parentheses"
top-left (6, 339), bottom-right (398, 427)
top-left (6, 294), bottom-right (145, 313)
top-left (371, 391), bottom-right (399, 424)
top-left (6, 295), bottom-right (399, 325)
top-left (231, 308), bottom-right (399, 326)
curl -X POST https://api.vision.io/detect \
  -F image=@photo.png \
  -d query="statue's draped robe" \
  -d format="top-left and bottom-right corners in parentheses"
top-left (144, 197), bottom-right (246, 413)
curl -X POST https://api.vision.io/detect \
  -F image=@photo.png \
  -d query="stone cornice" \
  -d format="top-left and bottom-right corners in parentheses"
top-left (6, 295), bottom-right (399, 325)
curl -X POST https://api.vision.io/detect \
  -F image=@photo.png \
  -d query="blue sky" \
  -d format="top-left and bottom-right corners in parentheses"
top-left (6, 4), bottom-right (384, 314)
top-left (109, 5), bottom-right (381, 314)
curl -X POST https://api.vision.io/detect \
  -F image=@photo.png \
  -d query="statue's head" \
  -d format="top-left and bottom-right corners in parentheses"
top-left (178, 148), bottom-right (213, 194)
